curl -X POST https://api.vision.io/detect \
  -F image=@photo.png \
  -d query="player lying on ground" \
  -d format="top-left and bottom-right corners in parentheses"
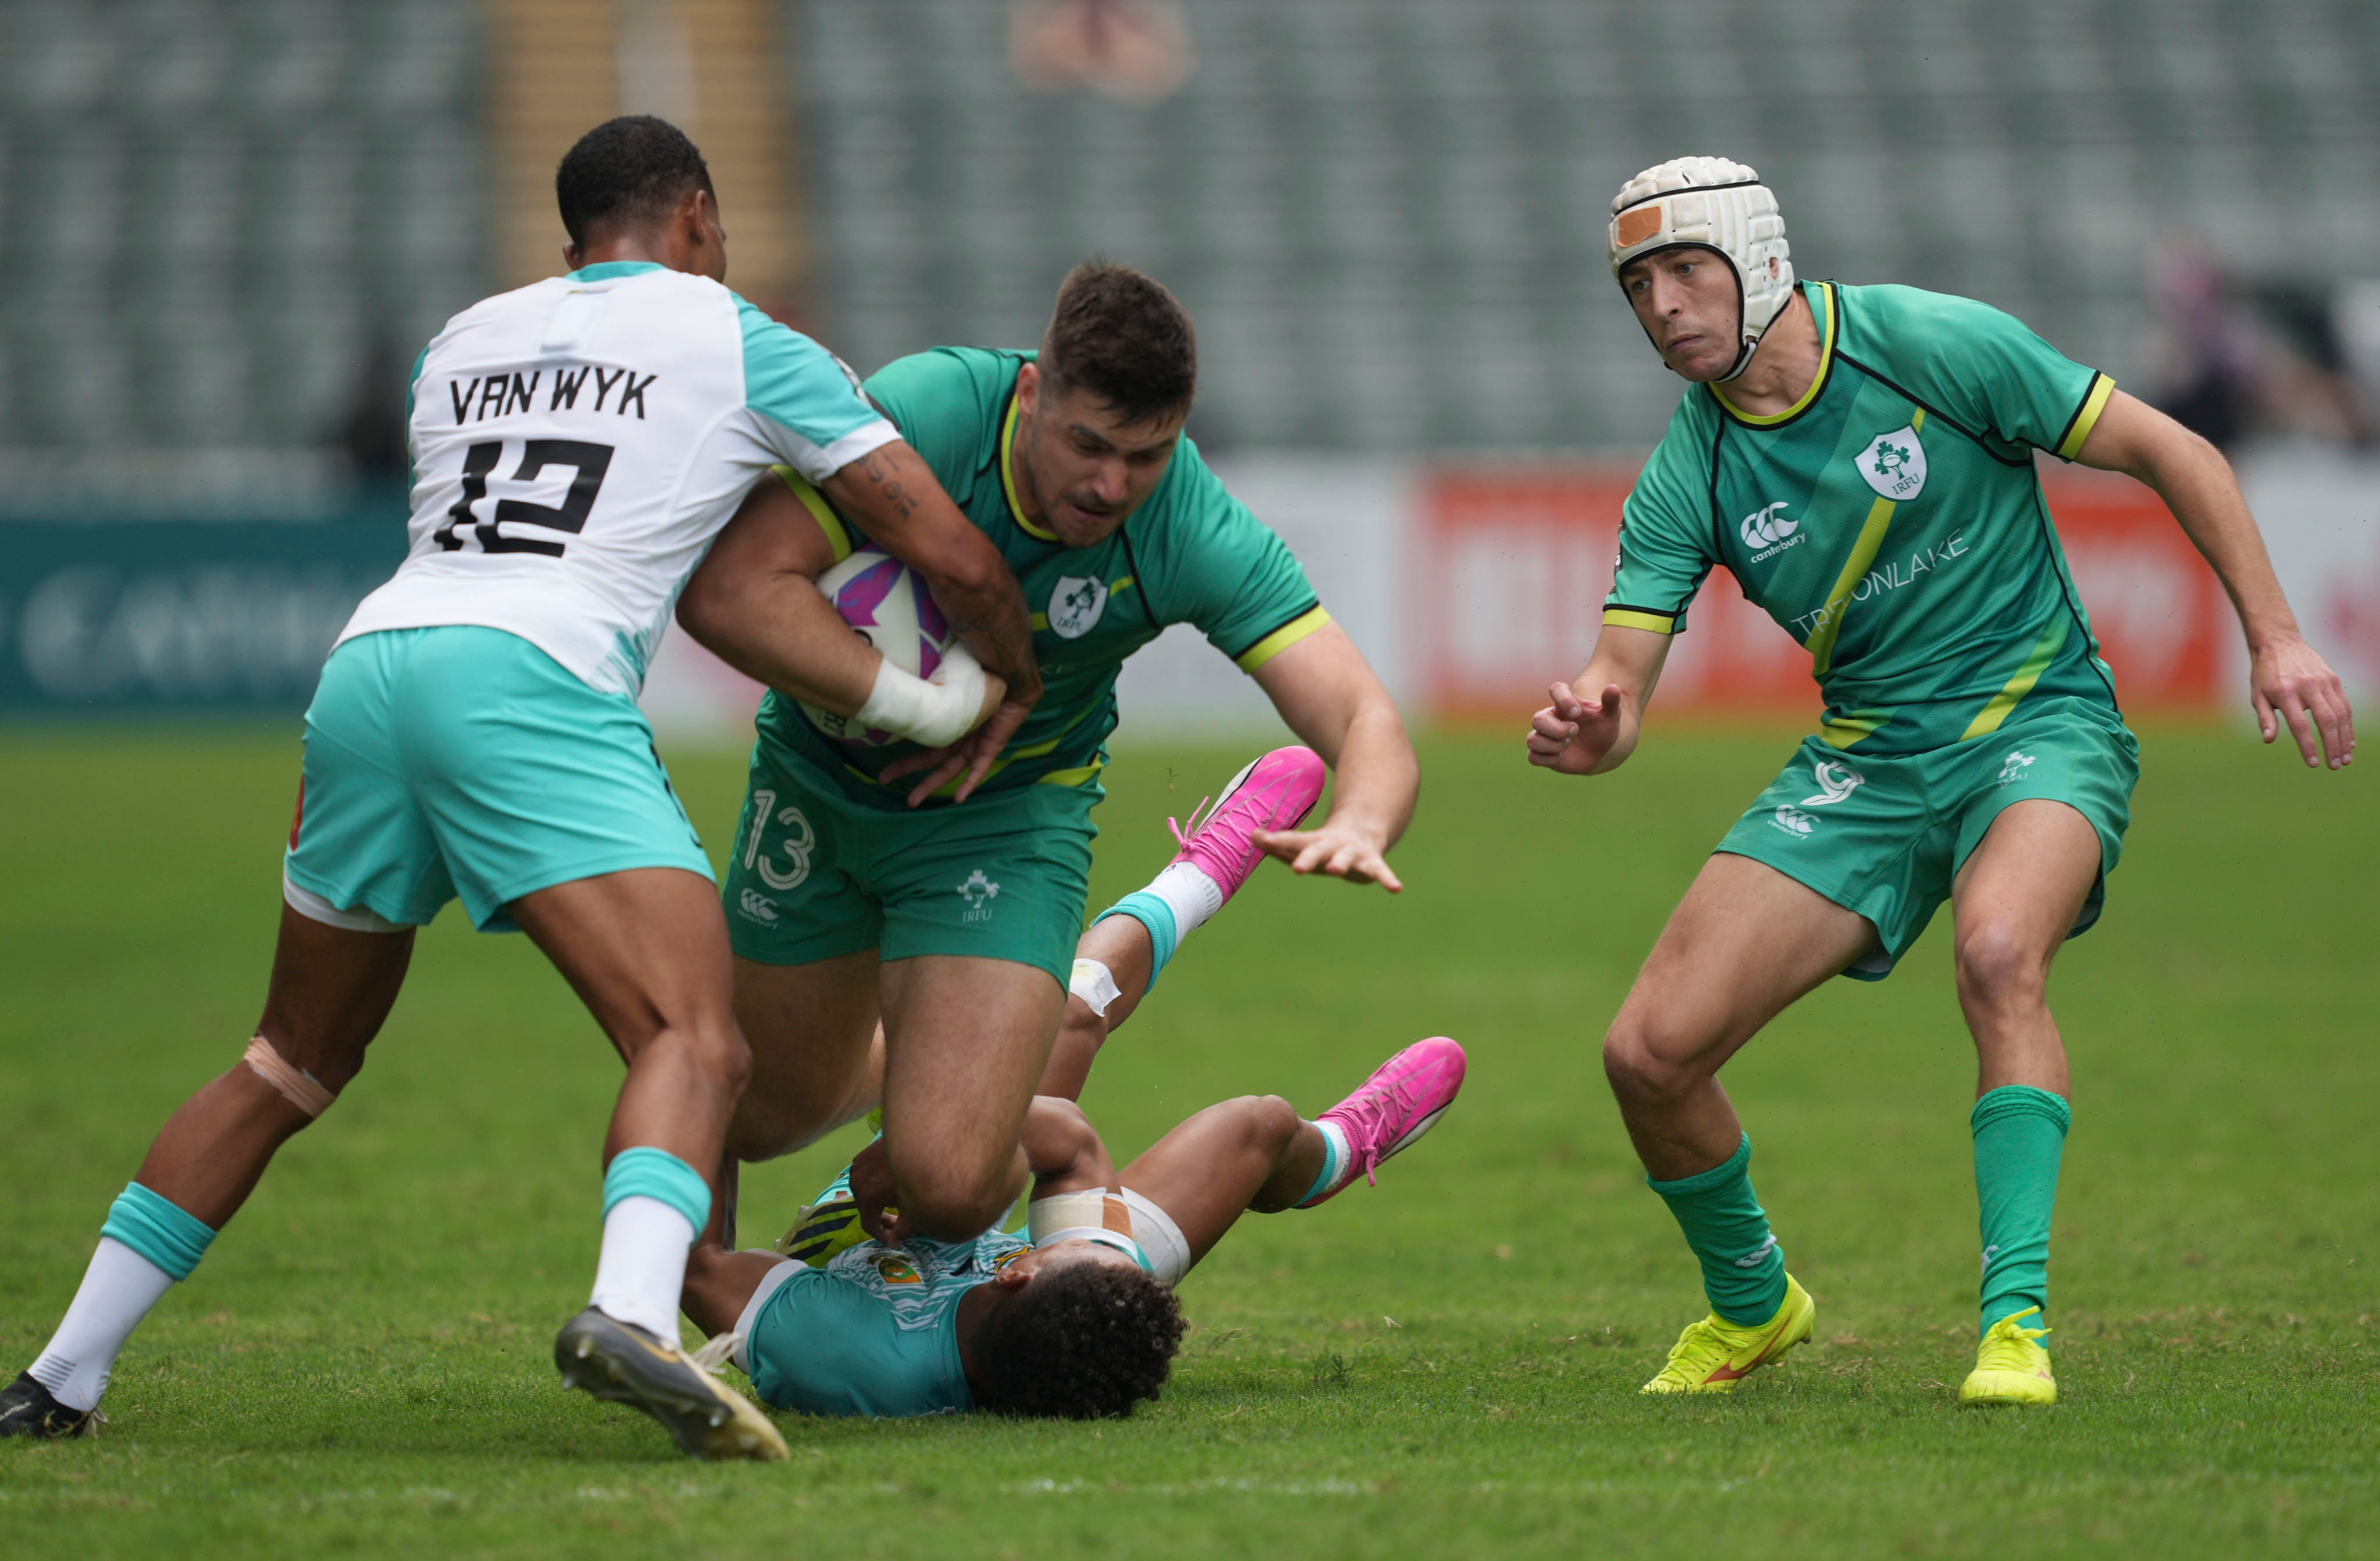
top-left (677, 1033), bottom-right (1466, 1419)
top-left (1528, 156), bottom-right (2353, 1405)
top-left (674, 262), bottom-right (1418, 1253)
top-left (0, 116), bottom-right (1039, 1460)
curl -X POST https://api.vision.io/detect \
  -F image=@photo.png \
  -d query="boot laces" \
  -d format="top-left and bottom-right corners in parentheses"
top-left (1978, 1306), bottom-right (2050, 1369)
top-left (690, 1331), bottom-right (745, 1377)
top-left (1165, 794), bottom-right (1215, 850)
top-left (1333, 1070), bottom-right (1422, 1187)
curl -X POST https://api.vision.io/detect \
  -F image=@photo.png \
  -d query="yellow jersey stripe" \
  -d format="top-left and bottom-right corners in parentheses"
top-left (771, 465), bottom-right (854, 562)
top-left (1960, 615), bottom-right (2071, 741)
top-left (1820, 709), bottom-right (1890, 750)
top-left (1802, 408), bottom-right (1925, 677)
top-left (2055, 373), bottom-right (2117, 461)
top-left (1036, 758), bottom-right (1108, 788)
top-left (1602, 608), bottom-right (1677, 635)
top-left (1713, 283), bottom-right (1837, 427)
top-left (998, 395), bottom-right (1061, 543)
top-left (1233, 606), bottom-right (1333, 671)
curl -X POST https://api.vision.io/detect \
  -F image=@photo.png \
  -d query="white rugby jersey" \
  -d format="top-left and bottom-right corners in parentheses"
top-left (337, 262), bottom-right (897, 695)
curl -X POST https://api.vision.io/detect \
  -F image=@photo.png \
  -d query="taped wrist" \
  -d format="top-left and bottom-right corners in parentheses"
top-left (854, 647), bottom-right (986, 748)
top-left (243, 1035), bottom-right (336, 1117)
top-left (1027, 1189), bottom-right (1152, 1271)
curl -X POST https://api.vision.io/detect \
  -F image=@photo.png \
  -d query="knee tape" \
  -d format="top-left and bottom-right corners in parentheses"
top-left (243, 1035), bottom-right (337, 1118)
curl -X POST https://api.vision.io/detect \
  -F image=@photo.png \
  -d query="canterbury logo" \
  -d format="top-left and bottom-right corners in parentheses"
top-left (1801, 761), bottom-right (1864, 807)
top-left (1740, 501), bottom-right (1796, 548)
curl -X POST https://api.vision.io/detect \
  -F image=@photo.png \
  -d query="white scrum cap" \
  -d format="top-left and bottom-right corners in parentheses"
top-left (1608, 156), bottom-right (1794, 380)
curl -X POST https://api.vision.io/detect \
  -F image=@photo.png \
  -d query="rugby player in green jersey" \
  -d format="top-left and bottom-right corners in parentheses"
top-left (674, 262), bottom-right (1418, 1252)
top-left (1526, 157), bottom-right (2354, 1405)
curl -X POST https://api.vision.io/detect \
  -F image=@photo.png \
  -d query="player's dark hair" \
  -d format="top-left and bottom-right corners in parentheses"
top-left (975, 1260), bottom-right (1185, 1420)
top-left (1038, 259), bottom-right (1198, 424)
top-left (556, 116), bottom-right (715, 247)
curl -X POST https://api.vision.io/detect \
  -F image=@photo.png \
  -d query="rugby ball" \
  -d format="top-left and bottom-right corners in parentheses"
top-left (800, 545), bottom-right (972, 746)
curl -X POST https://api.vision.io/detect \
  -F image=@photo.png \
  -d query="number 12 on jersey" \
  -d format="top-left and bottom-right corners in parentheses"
top-left (433, 439), bottom-right (617, 557)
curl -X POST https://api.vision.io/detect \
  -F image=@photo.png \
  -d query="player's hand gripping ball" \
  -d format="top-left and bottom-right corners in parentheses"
top-left (801, 545), bottom-right (1001, 746)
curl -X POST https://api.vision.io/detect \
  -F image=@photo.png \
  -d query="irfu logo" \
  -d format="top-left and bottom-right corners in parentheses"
top-left (1047, 575), bottom-right (1110, 639)
top-left (1857, 424), bottom-right (1928, 501)
top-left (957, 869), bottom-right (1002, 922)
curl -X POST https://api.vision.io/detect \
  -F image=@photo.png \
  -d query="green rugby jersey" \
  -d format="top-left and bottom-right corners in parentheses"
top-left (754, 347), bottom-right (1327, 805)
top-left (1607, 280), bottom-right (2123, 756)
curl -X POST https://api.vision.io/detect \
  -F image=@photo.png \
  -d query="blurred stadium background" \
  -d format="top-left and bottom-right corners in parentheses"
top-left (1, 0), bottom-right (2376, 733)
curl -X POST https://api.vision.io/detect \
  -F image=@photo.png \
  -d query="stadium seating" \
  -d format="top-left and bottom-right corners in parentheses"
top-left (790, 0), bottom-right (2380, 453)
top-left (0, 0), bottom-right (488, 498)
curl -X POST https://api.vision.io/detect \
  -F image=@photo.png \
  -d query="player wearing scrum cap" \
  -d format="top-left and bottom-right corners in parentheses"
top-left (1528, 156), bottom-right (2353, 1404)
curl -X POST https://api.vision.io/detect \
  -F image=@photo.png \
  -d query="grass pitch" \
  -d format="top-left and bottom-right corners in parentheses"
top-left (1, 724), bottom-right (2374, 1558)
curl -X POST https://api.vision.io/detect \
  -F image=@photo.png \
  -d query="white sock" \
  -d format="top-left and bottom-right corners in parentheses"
top-left (588, 1195), bottom-right (695, 1344)
top-left (27, 1238), bottom-right (177, 1412)
top-left (1148, 862), bottom-right (1225, 938)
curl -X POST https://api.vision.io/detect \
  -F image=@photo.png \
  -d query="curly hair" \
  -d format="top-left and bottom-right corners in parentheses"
top-left (556, 116), bottom-right (715, 247)
top-left (973, 1260), bottom-right (1186, 1419)
top-left (1039, 260), bottom-right (1198, 424)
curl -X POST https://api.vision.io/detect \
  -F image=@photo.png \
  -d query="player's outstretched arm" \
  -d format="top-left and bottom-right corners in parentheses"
top-left (2074, 390), bottom-right (2353, 769)
top-left (1527, 624), bottom-right (1672, 776)
top-left (1246, 623), bottom-right (1418, 891)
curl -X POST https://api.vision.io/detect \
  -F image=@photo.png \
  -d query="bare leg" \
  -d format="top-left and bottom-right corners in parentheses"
top-left (681, 1245), bottom-right (788, 1340)
top-left (133, 905), bottom-right (415, 1227)
top-left (724, 952), bottom-right (882, 1163)
top-left (1116, 1095), bottom-right (1322, 1271)
top-left (1037, 915), bottom-right (1156, 1100)
top-left (1950, 801), bottom-right (2101, 1096)
top-left (1603, 853), bottom-right (1877, 1180)
top-left (507, 868), bottom-right (751, 1185)
top-left (876, 956), bottom-right (1065, 1239)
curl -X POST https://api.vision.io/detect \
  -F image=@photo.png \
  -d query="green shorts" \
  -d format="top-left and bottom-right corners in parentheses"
top-left (721, 733), bottom-right (1099, 988)
top-left (284, 627), bottom-right (711, 934)
top-left (1716, 698), bottom-right (2139, 980)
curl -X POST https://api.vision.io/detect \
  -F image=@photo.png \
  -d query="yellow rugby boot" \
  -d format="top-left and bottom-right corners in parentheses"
top-left (1640, 1273), bottom-right (1816, 1394)
top-left (1959, 1306), bottom-right (2055, 1407)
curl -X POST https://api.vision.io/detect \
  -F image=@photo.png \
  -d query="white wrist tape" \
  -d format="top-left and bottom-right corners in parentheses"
top-left (1028, 1190), bottom-right (1151, 1271)
top-left (853, 645), bottom-right (987, 748)
top-left (1068, 958), bottom-right (1122, 1017)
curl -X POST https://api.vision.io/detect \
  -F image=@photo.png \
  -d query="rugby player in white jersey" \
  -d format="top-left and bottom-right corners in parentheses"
top-left (0, 117), bottom-right (1039, 1460)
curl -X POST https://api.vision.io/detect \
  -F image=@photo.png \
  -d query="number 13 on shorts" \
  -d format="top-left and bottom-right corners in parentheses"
top-left (742, 790), bottom-right (817, 892)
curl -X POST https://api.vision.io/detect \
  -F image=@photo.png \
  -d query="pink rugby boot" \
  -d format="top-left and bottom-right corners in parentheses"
top-left (1167, 746), bottom-right (1327, 901)
top-left (1302, 1037), bottom-right (1468, 1205)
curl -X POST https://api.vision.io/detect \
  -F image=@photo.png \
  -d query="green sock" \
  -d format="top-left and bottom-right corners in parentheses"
top-left (1647, 1133), bottom-right (1787, 1326)
top-left (1971, 1085), bottom-right (2069, 1337)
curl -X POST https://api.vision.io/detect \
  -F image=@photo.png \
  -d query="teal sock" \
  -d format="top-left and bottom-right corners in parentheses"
top-left (1647, 1134), bottom-right (1787, 1326)
top-left (602, 1146), bottom-right (711, 1233)
top-left (1094, 892), bottom-right (1179, 988)
top-left (1293, 1120), bottom-right (1349, 1208)
top-left (99, 1183), bottom-right (217, 1282)
top-left (1972, 1085), bottom-right (2068, 1336)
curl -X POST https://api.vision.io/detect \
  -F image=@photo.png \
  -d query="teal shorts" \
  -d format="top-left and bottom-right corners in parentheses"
top-left (284, 627), bottom-right (711, 933)
top-left (721, 733), bottom-right (1098, 988)
top-left (1716, 699), bottom-right (2139, 980)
